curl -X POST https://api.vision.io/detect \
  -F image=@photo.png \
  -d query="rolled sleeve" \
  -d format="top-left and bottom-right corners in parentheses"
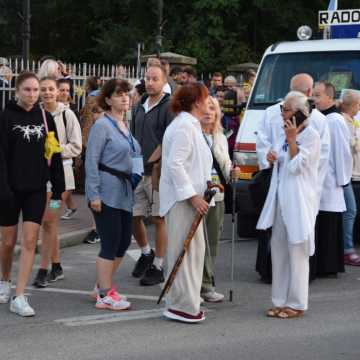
top-left (85, 123), bottom-right (106, 202)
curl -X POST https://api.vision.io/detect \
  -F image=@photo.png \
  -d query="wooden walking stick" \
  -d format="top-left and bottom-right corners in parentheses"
top-left (157, 183), bottom-right (224, 304)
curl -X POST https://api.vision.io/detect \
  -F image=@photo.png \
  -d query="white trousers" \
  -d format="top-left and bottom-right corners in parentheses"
top-left (164, 200), bottom-right (205, 315)
top-left (271, 203), bottom-right (310, 311)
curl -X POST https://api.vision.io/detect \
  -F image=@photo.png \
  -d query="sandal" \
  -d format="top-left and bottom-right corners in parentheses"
top-left (266, 307), bottom-right (283, 317)
top-left (276, 307), bottom-right (304, 319)
top-left (344, 253), bottom-right (360, 266)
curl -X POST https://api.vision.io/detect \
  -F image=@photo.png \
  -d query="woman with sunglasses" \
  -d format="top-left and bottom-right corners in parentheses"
top-left (257, 91), bottom-right (320, 319)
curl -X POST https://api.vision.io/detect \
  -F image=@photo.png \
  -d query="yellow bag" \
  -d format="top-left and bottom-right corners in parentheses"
top-left (41, 108), bottom-right (62, 163)
top-left (44, 131), bottom-right (62, 160)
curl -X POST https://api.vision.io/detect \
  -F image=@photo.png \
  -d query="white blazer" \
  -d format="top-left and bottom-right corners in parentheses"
top-left (256, 105), bottom-right (330, 212)
top-left (319, 112), bottom-right (352, 212)
top-left (257, 125), bottom-right (320, 255)
top-left (159, 111), bottom-right (212, 217)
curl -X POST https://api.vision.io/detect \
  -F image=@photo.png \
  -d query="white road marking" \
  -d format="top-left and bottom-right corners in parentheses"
top-left (12, 285), bottom-right (160, 301)
top-left (55, 308), bottom-right (164, 326)
top-left (55, 307), bottom-right (212, 326)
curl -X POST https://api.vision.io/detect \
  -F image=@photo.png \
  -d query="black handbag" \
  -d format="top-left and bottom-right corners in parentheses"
top-left (248, 168), bottom-right (273, 214)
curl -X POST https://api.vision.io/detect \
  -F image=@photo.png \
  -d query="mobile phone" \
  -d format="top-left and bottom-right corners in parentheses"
top-left (293, 110), bottom-right (307, 127)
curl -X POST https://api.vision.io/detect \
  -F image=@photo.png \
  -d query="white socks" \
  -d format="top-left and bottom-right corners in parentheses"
top-left (141, 245), bottom-right (152, 255)
top-left (153, 256), bottom-right (164, 270)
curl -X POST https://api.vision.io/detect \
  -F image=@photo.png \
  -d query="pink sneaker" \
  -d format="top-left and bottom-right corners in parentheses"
top-left (95, 288), bottom-right (131, 311)
top-left (90, 285), bottom-right (127, 301)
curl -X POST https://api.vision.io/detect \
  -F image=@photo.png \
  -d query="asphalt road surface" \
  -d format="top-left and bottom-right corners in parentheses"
top-left (1, 220), bottom-right (360, 360)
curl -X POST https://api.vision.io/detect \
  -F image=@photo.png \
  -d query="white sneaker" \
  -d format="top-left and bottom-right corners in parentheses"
top-left (0, 280), bottom-right (11, 304)
top-left (95, 288), bottom-right (131, 311)
top-left (202, 290), bottom-right (225, 303)
top-left (10, 295), bottom-right (35, 317)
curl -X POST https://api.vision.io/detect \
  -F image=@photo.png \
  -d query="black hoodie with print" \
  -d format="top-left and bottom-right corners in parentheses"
top-left (0, 101), bottom-right (65, 201)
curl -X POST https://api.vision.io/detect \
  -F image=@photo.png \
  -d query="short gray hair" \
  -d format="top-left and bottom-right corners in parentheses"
top-left (341, 89), bottom-right (360, 107)
top-left (284, 91), bottom-right (310, 116)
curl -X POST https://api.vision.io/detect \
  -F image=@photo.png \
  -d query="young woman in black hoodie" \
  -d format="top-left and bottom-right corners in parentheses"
top-left (0, 72), bottom-right (65, 317)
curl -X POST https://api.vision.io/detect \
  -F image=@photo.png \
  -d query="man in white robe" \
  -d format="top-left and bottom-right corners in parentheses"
top-left (313, 81), bottom-right (353, 276)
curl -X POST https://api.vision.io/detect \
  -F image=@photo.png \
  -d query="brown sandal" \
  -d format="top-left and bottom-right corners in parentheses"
top-left (276, 307), bottom-right (304, 319)
top-left (266, 307), bottom-right (283, 317)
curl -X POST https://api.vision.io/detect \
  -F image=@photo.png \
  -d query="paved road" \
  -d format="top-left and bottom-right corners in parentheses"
top-left (1, 221), bottom-right (360, 360)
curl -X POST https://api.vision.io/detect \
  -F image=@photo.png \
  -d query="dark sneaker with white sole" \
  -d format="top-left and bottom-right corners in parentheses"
top-left (140, 265), bottom-right (164, 286)
top-left (49, 264), bottom-right (64, 282)
top-left (33, 269), bottom-right (49, 288)
top-left (132, 249), bottom-right (155, 278)
top-left (83, 230), bottom-right (100, 244)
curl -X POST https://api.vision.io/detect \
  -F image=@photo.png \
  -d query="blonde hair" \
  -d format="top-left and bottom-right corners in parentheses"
top-left (37, 59), bottom-right (60, 79)
top-left (208, 96), bottom-right (223, 135)
top-left (0, 65), bottom-right (13, 82)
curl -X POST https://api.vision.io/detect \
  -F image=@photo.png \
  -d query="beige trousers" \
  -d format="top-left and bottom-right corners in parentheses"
top-left (164, 200), bottom-right (205, 315)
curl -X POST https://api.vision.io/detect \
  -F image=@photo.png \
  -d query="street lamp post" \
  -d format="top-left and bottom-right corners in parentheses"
top-left (21, 0), bottom-right (31, 64)
top-left (155, 0), bottom-right (163, 57)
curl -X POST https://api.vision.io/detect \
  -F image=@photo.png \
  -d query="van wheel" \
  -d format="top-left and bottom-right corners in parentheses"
top-left (237, 213), bottom-right (258, 238)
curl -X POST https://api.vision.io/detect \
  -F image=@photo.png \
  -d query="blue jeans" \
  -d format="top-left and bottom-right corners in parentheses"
top-left (342, 184), bottom-right (357, 254)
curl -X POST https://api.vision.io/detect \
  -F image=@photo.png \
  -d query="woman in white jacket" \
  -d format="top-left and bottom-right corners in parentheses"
top-left (160, 83), bottom-right (212, 323)
top-left (199, 96), bottom-right (232, 302)
top-left (257, 91), bottom-right (320, 319)
top-left (33, 77), bottom-right (82, 288)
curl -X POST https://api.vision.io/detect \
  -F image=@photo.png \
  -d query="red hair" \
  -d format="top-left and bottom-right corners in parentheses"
top-left (171, 83), bottom-right (208, 114)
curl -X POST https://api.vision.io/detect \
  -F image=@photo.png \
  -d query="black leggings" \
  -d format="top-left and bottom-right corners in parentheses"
top-left (93, 203), bottom-right (132, 260)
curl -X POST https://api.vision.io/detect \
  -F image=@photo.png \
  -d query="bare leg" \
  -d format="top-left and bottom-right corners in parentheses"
top-left (16, 221), bottom-right (41, 296)
top-left (64, 191), bottom-right (76, 210)
top-left (152, 216), bottom-right (167, 258)
top-left (132, 216), bottom-right (148, 248)
top-left (40, 195), bottom-right (60, 269)
top-left (112, 257), bottom-right (123, 277)
top-left (0, 226), bottom-right (18, 281)
top-left (96, 257), bottom-right (114, 290)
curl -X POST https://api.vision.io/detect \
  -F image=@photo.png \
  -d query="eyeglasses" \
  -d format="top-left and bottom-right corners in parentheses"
top-left (91, 108), bottom-right (103, 114)
top-left (280, 104), bottom-right (292, 113)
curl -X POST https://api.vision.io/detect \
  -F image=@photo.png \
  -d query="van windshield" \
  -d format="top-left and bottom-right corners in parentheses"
top-left (249, 51), bottom-right (360, 109)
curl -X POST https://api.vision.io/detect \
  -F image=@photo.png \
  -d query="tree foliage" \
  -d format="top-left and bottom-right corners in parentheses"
top-left (0, 0), bottom-right (359, 72)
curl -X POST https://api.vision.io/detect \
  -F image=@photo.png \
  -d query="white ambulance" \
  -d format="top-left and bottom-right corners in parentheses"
top-left (233, 36), bottom-right (360, 236)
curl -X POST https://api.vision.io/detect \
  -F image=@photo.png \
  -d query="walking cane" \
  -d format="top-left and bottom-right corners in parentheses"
top-left (157, 183), bottom-right (224, 304)
top-left (229, 178), bottom-right (237, 302)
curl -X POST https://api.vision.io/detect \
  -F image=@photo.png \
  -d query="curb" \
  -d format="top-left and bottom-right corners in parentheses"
top-left (13, 227), bottom-right (93, 259)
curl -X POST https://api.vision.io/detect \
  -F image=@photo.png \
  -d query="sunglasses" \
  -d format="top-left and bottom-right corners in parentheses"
top-left (280, 104), bottom-right (292, 113)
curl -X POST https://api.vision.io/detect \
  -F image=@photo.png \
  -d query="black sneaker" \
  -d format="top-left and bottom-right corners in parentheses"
top-left (140, 265), bottom-right (164, 286)
top-left (83, 230), bottom-right (100, 244)
top-left (33, 269), bottom-right (49, 288)
top-left (132, 249), bottom-right (155, 278)
top-left (49, 264), bottom-right (64, 282)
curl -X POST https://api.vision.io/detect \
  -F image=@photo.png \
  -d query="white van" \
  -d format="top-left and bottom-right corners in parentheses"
top-left (233, 38), bottom-right (360, 235)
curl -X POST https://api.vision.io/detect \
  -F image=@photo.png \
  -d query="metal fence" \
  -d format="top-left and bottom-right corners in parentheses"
top-left (0, 58), bottom-right (144, 111)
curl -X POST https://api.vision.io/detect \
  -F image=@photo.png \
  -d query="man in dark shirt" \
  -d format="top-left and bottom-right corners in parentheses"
top-left (130, 64), bottom-right (174, 286)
